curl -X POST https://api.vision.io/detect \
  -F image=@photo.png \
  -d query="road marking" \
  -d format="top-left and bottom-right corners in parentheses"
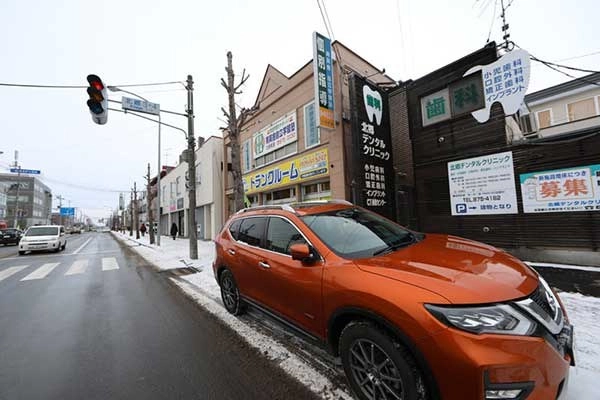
top-left (65, 259), bottom-right (88, 276)
top-left (20, 263), bottom-right (60, 281)
top-left (0, 250), bottom-right (121, 262)
top-left (72, 237), bottom-right (94, 255)
top-left (102, 257), bottom-right (119, 271)
top-left (0, 265), bottom-right (29, 282)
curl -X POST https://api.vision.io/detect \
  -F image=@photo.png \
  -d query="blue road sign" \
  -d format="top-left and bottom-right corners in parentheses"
top-left (10, 168), bottom-right (41, 175)
top-left (60, 207), bottom-right (75, 216)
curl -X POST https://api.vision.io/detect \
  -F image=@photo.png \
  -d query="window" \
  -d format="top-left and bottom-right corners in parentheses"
top-left (169, 182), bottom-right (174, 198)
top-left (301, 208), bottom-right (416, 259)
top-left (238, 217), bottom-right (267, 247)
top-left (266, 217), bottom-right (307, 255)
top-left (242, 140), bottom-right (251, 172)
top-left (301, 181), bottom-right (331, 201)
top-left (536, 110), bottom-right (552, 129)
top-left (229, 219), bottom-right (242, 240)
top-left (25, 226), bottom-right (59, 236)
top-left (254, 142), bottom-right (298, 168)
top-left (176, 177), bottom-right (181, 195)
top-left (264, 187), bottom-right (296, 205)
top-left (304, 102), bottom-right (320, 148)
top-left (567, 98), bottom-right (596, 122)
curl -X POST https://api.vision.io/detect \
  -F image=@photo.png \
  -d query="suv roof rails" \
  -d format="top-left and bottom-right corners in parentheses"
top-left (235, 204), bottom-right (296, 215)
top-left (235, 199), bottom-right (353, 215)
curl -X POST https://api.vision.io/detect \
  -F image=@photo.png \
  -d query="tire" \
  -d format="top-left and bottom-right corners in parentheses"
top-left (219, 269), bottom-right (246, 316)
top-left (62, 242), bottom-right (67, 251)
top-left (18, 251), bottom-right (25, 256)
top-left (339, 322), bottom-right (425, 400)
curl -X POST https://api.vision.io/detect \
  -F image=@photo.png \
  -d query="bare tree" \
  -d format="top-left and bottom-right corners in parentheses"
top-left (221, 51), bottom-right (258, 212)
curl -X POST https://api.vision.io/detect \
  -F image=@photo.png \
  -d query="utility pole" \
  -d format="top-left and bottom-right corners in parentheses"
top-left (129, 190), bottom-right (133, 237)
top-left (146, 163), bottom-right (155, 244)
top-left (186, 75), bottom-right (198, 259)
top-left (133, 182), bottom-right (140, 239)
top-left (12, 151), bottom-right (21, 229)
top-left (56, 194), bottom-right (64, 226)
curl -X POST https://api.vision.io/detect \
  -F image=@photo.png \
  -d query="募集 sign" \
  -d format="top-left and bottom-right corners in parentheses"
top-left (349, 75), bottom-right (395, 220)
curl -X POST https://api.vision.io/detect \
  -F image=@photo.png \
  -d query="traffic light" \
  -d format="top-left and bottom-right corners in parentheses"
top-left (86, 74), bottom-right (108, 125)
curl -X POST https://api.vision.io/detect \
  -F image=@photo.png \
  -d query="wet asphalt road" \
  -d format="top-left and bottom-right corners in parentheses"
top-left (0, 232), bottom-right (319, 400)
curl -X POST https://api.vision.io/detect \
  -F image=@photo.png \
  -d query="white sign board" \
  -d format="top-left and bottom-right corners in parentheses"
top-left (463, 49), bottom-right (530, 123)
top-left (520, 164), bottom-right (600, 213)
top-left (122, 96), bottom-right (160, 116)
top-left (253, 111), bottom-right (297, 159)
top-left (448, 151), bottom-right (518, 215)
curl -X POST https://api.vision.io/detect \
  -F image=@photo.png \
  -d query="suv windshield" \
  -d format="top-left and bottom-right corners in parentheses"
top-left (301, 208), bottom-right (418, 259)
top-left (25, 227), bottom-right (59, 236)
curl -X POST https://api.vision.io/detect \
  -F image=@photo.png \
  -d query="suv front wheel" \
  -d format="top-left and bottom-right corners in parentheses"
top-left (219, 269), bottom-right (246, 316)
top-left (339, 322), bottom-right (424, 400)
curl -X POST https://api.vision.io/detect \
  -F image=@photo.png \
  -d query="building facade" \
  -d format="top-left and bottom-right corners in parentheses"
top-left (521, 72), bottom-right (600, 138)
top-left (158, 136), bottom-right (224, 239)
top-left (0, 173), bottom-right (52, 228)
top-left (223, 41), bottom-right (393, 218)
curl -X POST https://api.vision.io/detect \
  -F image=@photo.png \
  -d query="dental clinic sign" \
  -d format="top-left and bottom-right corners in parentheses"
top-left (464, 49), bottom-right (531, 123)
top-left (313, 31), bottom-right (335, 130)
top-left (253, 111), bottom-right (297, 159)
top-left (350, 75), bottom-right (395, 220)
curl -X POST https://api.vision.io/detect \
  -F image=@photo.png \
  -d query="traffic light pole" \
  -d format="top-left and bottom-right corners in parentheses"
top-left (186, 75), bottom-right (198, 260)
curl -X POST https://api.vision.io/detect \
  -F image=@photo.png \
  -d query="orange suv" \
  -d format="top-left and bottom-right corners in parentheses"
top-left (213, 201), bottom-right (574, 400)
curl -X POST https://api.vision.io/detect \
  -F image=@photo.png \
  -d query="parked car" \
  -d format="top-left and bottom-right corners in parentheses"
top-left (19, 225), bottom-right (67, 255)
top-left (71, 226), bottom-right (82, 234)
top-left (213, 201), bottom-right (573, 400)
top-left (0, 228), bottom-right (23, 246)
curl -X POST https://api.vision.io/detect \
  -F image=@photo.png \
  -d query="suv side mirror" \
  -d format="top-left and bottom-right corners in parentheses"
top-left (290, 243), bottom-right (318, 264)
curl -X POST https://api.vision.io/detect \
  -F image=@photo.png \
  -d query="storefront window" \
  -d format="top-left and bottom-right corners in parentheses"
top-left (301, 181), bottom-right (331, 201)
top-left (263, 187), bottom-right (297, 205)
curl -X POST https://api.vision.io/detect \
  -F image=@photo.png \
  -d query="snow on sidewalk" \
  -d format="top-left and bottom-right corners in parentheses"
top-left (113, 231), bottom-right (600, 399)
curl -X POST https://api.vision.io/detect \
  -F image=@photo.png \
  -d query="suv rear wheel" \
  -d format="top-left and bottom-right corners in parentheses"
top-left (219, 269), bottom-right (246, 316)
top-left (339, 322), bottom-right (424, 400)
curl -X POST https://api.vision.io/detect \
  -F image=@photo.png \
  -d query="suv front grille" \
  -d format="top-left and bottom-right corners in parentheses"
top-left (530, 285), bottom-right (555, 317)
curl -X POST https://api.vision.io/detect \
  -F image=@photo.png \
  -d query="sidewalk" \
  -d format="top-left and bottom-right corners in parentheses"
top-left (113, 231), bottom-right (599, 399)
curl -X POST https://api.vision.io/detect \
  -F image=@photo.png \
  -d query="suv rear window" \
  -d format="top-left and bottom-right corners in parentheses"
top-left (238, 217), bottom-right (266, 247)
top-left (301, 208), bottom-right (415, 259)
top-left (229, 219), bottom-right (242, 240)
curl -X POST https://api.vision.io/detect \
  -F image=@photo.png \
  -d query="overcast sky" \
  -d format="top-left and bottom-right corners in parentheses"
top-left (0, 0), bottom-right (598, 220)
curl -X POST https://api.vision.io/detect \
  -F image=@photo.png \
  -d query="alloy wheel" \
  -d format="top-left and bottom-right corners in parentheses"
top-left (349, 338), bottom-right (405, 400)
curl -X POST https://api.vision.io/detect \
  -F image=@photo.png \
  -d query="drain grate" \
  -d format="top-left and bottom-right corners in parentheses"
top-left (161, 267), bottom-right (199, 276)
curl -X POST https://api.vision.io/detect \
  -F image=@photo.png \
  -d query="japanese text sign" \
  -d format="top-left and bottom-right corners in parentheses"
top-left (449, 72), bottom-right (485, 116)
top-left (243, 148), bottom-right (329, 195)
top-left (448, 151), bottom-right (518, 216)
top-left (421, 88), bottom-right (451, 127)
top-left (463, 49), bottom-right (531, 123)
top-left (520, 164), bottom-right (600, 213)
top-left (313, 31), bottom-right (335, 129)
top-left (350, 75), bottom-right (396, 220)
top-left (253, 111), bottom-right (297, 159)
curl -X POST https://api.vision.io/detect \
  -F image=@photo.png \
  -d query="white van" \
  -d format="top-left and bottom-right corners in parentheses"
top-left (19, 225), bottom-right (67, 255)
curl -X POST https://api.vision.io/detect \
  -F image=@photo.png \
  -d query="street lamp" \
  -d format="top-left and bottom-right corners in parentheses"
top-left (108, 86), bottom-right (162, 246)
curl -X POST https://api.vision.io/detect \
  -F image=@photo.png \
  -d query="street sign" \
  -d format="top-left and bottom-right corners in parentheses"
top-left (10, 168), bottom-right (41, 175)
top-left (60, 207), bottom-right (75, 216)
top-left (122, 96), bottom-right (160, 116)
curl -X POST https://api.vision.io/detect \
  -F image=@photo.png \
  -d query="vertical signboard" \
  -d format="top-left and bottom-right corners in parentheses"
top-left (349, 75), bottom-right (395, 220)
top-left (313, 31), bottom-right (335, 129)
top-left (448, 151), bottom-right (518, 215)
top-left (520, 164), bottom-right (600, 213)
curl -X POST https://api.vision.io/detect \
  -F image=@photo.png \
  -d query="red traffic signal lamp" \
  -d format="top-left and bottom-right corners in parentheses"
top-left (86, 74), bottom-right (108, 125)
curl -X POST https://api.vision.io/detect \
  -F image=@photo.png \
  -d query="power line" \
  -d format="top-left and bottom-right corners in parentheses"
top-left (315, 0), bottom-right (333, 40)
top-left (486, 0), bottom-right (498, 44)
top-left (556, 50), bottom-right (600, 62)
top-left (0, 80), bottom-right (183, 90)
top-left (321, 0), bottom-right (336, 40)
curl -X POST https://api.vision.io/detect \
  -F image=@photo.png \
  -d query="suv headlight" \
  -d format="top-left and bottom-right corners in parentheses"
top-left (425, 304), bottom-right (535, 336)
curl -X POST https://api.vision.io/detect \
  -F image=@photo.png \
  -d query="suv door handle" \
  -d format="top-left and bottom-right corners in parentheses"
top-left (228, 249), bottom-right (236, 255)
top-left (258, 261), bottom-right (270, 269)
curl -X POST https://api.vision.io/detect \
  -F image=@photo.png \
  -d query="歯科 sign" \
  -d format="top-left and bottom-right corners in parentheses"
top-left (349, 75), bottom-right (395, 220)
top-left (448, 151), bottom-right (518, 216)
top-left (253, 111), bottom-right (297, 159)
top-left (520, 164), bottom-right (600, 213)
top-left (464, 49), bottom-right (531, 123)
top-left (243, 148), bottom-right (329, 195)
top-left (313, 31), bottom-right (335, 130)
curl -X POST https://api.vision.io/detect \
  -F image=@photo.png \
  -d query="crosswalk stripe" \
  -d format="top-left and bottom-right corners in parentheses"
top-left (0, 266), bottom-right (29, 282)
top-left (65, 259), bottom-right (88, 276)
top-left (102, 257), bottom-right (119, 271)
top-left (20, 263), bottom-right (60, 281)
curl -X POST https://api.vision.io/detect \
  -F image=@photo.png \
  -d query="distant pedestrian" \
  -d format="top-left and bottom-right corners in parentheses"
top-left (170, 222), bottom-right (178, 240)
top-left (140, 223), bottom-right (147, 237)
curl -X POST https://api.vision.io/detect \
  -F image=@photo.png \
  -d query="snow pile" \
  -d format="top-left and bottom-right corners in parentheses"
top-left (112, 232), bottom-right (600, 399)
